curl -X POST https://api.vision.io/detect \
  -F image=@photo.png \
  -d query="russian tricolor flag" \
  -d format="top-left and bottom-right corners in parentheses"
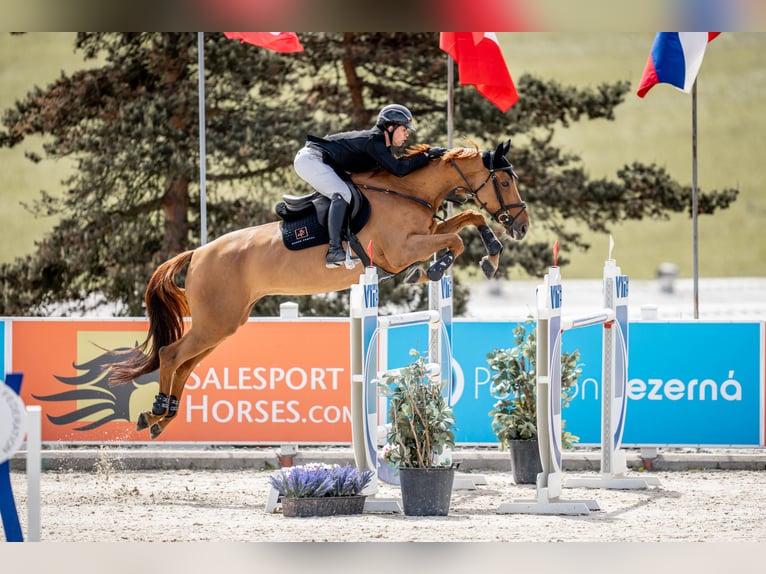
top-left (637, 32), bottom-right (720, 98)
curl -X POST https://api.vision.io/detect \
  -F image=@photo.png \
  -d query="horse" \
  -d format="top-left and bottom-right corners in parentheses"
top-left (109, 139), bottom-right (529, 439)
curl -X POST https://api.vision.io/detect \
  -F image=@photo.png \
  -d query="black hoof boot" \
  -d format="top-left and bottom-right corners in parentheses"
top-left (166, 395), bottom-right (179, 418)
top-left (427, 251), bottom-right (455, 282)
top-left (479, 224), bottom-right (503, 256)
top-left (151, 392), bottom-right (169, 416)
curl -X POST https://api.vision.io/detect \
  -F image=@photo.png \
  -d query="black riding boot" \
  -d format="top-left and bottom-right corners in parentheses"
top-left (326, 193), bottom-right (349, 268)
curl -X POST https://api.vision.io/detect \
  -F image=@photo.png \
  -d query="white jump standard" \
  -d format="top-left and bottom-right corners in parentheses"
top-left (498, 246), bottom-right (658, 516)
top-left (350, 265), bottom-right (480, 512)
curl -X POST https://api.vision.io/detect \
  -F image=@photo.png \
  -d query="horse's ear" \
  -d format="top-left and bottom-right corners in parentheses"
top-left (493, 140), bottom-right (511, 168)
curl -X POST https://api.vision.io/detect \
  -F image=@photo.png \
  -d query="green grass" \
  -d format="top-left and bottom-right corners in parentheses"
top-left (0, 33), bottom-right (84, 263)
top-left (1, 32), bottom-right (764, 279)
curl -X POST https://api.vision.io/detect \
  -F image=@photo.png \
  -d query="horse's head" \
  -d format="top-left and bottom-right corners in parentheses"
top-left (445, 140), bottom-right (529, 240)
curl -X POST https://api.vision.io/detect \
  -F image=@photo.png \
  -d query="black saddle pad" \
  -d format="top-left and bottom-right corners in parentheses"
top-left (279, 194), bottom-right (371, 251)
top-left (281, 213), bottom-right (331, 250)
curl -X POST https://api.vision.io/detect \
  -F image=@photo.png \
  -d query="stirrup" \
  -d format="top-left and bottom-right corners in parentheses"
top-left (343, 245), bottom-right (360, 270)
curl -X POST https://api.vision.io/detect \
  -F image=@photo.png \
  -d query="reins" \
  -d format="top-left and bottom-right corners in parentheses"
top-left (356, 183), bottom-right (444, 221)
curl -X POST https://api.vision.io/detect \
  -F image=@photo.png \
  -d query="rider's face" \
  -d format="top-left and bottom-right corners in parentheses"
top-left (391, 125), bottom-right (409, 147)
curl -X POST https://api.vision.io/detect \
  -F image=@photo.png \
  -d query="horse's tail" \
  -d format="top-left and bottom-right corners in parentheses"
top-left (109, 250), bottom-right (194, 385)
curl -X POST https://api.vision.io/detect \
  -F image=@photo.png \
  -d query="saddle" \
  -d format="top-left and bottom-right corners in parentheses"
top-left (275, 182), bottom-right (372, 264)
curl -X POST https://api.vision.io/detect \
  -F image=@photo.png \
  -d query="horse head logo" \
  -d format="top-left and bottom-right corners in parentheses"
top-left (33, 345), bottom-right (157, 431)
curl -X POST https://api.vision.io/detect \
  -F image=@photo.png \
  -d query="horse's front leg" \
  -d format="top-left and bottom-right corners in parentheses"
top-left (434, 210), bottom-right (503, 279)
top-left (387, 232), bottom-right (466, 282)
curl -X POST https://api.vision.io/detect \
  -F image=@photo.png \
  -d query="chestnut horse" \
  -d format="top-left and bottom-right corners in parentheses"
top-left (109, 140), bottom-right (529, 438)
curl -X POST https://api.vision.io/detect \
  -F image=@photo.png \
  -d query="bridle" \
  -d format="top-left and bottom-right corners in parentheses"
top-left (447, 158), bottom-right (527, 228)
top-left (355, 149), bottom-right (527, 227)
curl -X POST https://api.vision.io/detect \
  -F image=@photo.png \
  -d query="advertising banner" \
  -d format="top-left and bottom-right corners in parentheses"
top-left (389, 320), bottom-right (765, 447)
top-left (12, 319), bottom-right (351, 444)
top-left (6, 317), bottom-right (765, 447)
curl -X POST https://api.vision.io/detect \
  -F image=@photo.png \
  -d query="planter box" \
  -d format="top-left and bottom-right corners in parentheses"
top-left (281, 495), bottom-right (366, 517)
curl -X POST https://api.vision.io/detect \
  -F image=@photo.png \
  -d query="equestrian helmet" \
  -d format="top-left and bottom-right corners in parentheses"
top-left (376, 104), bottom-right (416, 131)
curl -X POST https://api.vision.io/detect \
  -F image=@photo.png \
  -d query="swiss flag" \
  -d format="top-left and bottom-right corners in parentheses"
top-left (439, 32), bottom-right (518, 112)
top-left (223, 32), bottom-right (304, 53)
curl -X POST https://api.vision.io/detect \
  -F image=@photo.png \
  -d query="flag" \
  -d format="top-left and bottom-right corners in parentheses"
top-left (223, 32), bottom-right (304, 53)
top-left (439, 32), bottom-right (518, 112)
top-left (637, 32), bottom-right (720, 98)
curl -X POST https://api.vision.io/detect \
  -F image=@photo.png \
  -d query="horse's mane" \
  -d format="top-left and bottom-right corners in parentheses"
top-left (403, 140), bottom-right (481, 161)
top-left (358, 140), bottom-right (481, 180)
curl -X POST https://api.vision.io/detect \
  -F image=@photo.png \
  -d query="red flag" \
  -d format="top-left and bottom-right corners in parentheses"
top-left (439, 32), bottom-right (518, 112)
top-left (223, 32), bottom-right (304, 53)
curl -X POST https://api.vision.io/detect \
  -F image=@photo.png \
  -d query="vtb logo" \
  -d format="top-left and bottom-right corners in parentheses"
top-left (363, 283), bottom-right (379, 309)
top-left (440, 276), bottom-right (452, 301)
top-left (549, 284), bottom-right (562, 309)
top-left (616, 275), bottom-right (629, 298)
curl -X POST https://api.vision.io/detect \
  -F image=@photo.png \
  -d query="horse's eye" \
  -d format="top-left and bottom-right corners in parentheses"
top-left (501, 181), bottom-right (509, 188)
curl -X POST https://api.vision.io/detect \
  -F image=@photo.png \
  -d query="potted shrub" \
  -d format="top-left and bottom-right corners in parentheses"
top-left (487, 320), bottom-right (581, 484)
top-left (268, 463), bottom-right (374, 517)
top-left (379, 351), bottom-right (456, 516)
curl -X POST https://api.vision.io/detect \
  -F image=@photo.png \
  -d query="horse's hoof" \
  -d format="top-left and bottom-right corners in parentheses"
top-left (136, 412), bottom-right (150, 431)
top-left (480, 256), bottom-right (497, 279)
top-left (149, 423), bottom-right (164, 440)
top-left (404, 267), bottom-right (425, 284)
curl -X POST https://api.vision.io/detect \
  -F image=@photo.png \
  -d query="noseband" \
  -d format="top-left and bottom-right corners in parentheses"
top-left (448, 159), bottom-right (527, 228)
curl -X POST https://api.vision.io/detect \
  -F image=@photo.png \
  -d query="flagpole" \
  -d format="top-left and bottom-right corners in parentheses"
top-left (692, 80), bottom-right (699, 319)
top-left (441, 53), bottom-right (455, 267)
top-left (447, 55), bottom-right (454, 148)
top-left (197, 31), bottom-right (208, 246)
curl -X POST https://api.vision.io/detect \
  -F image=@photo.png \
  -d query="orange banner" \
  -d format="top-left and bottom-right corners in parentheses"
top-left (12, 319), bottom-right (352, 444)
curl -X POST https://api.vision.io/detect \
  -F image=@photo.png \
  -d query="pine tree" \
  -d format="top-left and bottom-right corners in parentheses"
top-left (0, 32), bottom-right (737, 317)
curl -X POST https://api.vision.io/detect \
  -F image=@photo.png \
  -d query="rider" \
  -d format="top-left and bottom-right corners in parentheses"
top-left (294, 104), bottom-right (447, 268)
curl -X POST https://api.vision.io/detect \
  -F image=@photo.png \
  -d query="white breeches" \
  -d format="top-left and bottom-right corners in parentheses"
top-left (294, 145), bottom-right (352, 203)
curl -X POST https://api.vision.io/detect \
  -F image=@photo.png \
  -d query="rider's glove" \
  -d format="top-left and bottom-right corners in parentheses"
top-left (426, 147), bottom-right (448, 159)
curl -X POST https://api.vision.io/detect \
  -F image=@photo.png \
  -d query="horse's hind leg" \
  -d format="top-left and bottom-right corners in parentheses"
top-left (148, 348), bottom-right (216, 439)
top-left (135, 340), bottom-right (183, 433)
top-left (136, 328), bottom-right (220, 437)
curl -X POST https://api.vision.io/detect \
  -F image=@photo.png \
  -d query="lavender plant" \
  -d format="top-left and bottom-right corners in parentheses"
top-left (269, 463), bottom-right (374, 498)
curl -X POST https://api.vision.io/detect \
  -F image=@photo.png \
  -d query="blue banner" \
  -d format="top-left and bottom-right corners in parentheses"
top-left (389, 321), bottom-right (764, 447)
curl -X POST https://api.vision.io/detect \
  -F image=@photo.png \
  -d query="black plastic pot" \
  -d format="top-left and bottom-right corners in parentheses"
top-left (508, 439), bottom-right (542, 484)
top-left (398, 465), bottom-right (455, 516)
